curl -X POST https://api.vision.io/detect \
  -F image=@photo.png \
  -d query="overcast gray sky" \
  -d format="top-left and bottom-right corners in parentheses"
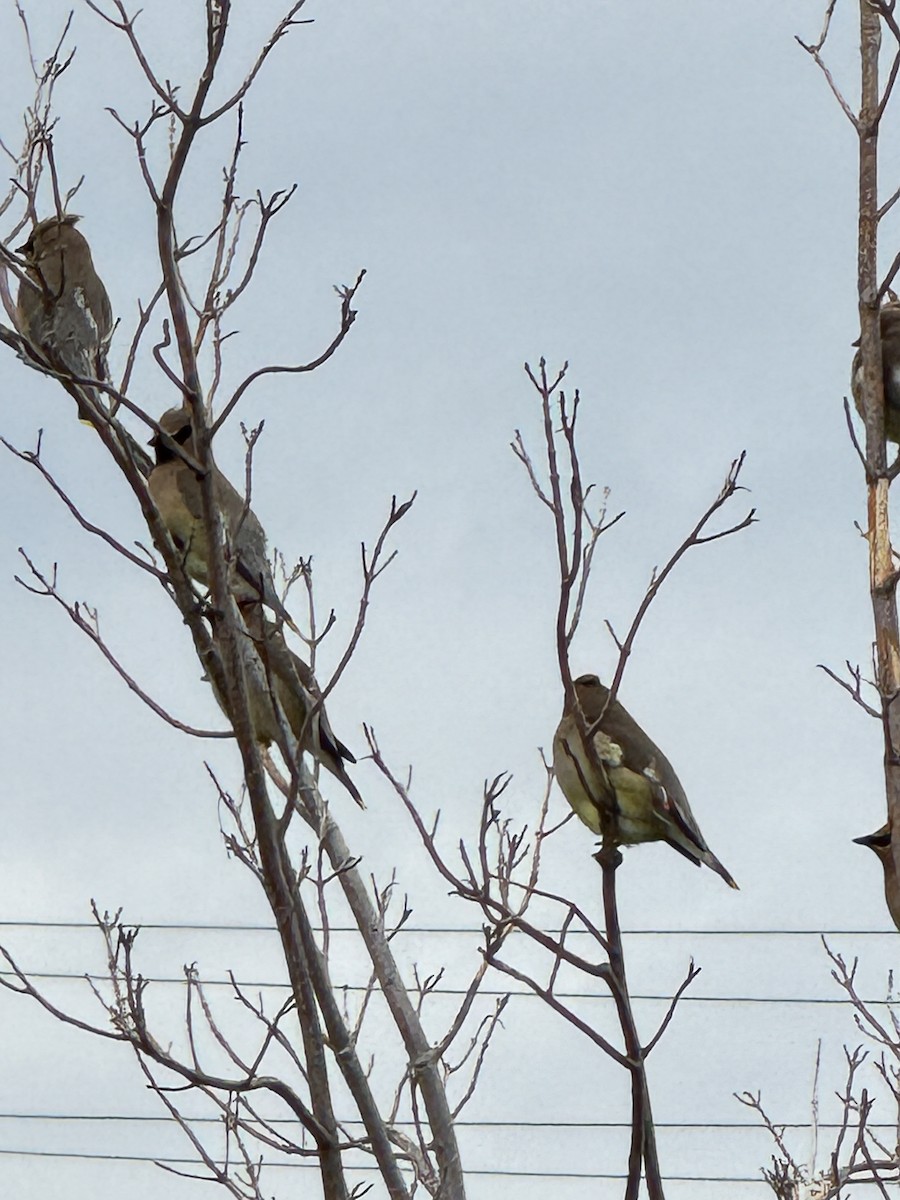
top-left (0, 1), bottom-right (892, 1196)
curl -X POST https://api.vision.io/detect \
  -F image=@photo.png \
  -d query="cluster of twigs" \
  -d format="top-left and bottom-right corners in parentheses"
top-left (739, 944), bottom-right (900, 1198)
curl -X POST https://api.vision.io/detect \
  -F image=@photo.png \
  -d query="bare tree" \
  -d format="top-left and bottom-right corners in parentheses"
top-left (803, 0), bottom-right (900, 897)
top-left (370, 358), bottom-right (752, 1199)
top-left (0, 5), bottom-right (755, 1198)
top-left (0, 5), bottom-right (480, 1197)
top-left (743, 2), bottom-right (900, 1191)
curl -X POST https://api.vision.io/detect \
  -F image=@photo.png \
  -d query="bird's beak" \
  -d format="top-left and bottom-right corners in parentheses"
top-left (853, 829), bottom-right (890, 849)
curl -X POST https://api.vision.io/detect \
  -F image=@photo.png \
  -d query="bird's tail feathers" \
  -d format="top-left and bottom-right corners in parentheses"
top-left (702, 850), bottom-right (739, 890)
top-left (663, 826), bottom-right (738, 889)
top-left (330, 733), bottom-right (357, 766)
top-left (309, 712), bottom-right (364, 809)
top-left (331, 763), bottom-right (365, 810)
top-left (662, 832), bottom-right (705, 870)
top-left (267, 589), bottom-right (302, 638)
top-left (655, 786), bottom-right (737, 888)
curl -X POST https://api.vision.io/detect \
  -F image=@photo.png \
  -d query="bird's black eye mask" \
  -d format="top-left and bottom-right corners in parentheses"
top-left (152, 424), bottom-right (193, 464)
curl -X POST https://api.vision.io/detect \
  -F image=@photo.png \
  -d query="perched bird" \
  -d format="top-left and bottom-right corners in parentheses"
top-left (148, 405), bottom-right (299, 631)
top-left (553, 674), bottom-right (738, 888)
top-left (851, 302), bottom-right (900, 444)
top-left (16, 214), bottom-right (113, 420)
top-left (853, 823), bottom-right (900, 932)
top-left (212, 616), bottom-right (364, 809)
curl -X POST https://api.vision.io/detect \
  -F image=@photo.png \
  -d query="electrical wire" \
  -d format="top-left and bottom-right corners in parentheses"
top-left (0, 920), bottom-right (893, 935)
top-left (0, 967), bottom-right (886, 1004)
top-left (0, 1147), bottom-right (782, 1181)
top-left (0, 1114), bottom-right (890, 1130)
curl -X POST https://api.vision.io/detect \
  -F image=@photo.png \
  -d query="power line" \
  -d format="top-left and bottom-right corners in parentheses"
top-left (0, 920), bottom-right (893, 936)
top-left (0, 1147), bottom-right (777, 1180)
top-left (0, 969), bottom-right (886, 1004)
top-left (0, 1113), bottom-right (887, 1131)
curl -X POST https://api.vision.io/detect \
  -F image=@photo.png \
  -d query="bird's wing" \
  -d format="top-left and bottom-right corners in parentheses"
top-left (288, 651), bottom-right (358, 765)
top-left (215, 472), bottom-right (278, 598)
top-left (261, 623), bottom-right (364, 808)
top-left (94, 279), bottom-right (114, 343)
top-left (603, 701), bottom-right (710, 854)
top-left (50, 296), bottom-right (100, 378)
top-left (640, 752), bottom-right (709, 853)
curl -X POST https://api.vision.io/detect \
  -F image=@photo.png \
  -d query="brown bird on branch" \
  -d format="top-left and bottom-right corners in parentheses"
top-left (853, 823), bottom-right (900, 932)
top-left (553, 674), bottom-right (738, 888)
top-left (212, 615), bottom-right (364, 810)
top-left (148, 405), bottom-right (300, 633)
top-left (851, 301), bottom-right (900, 444)
top-left (15, 214), bottom-right (113, 420)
